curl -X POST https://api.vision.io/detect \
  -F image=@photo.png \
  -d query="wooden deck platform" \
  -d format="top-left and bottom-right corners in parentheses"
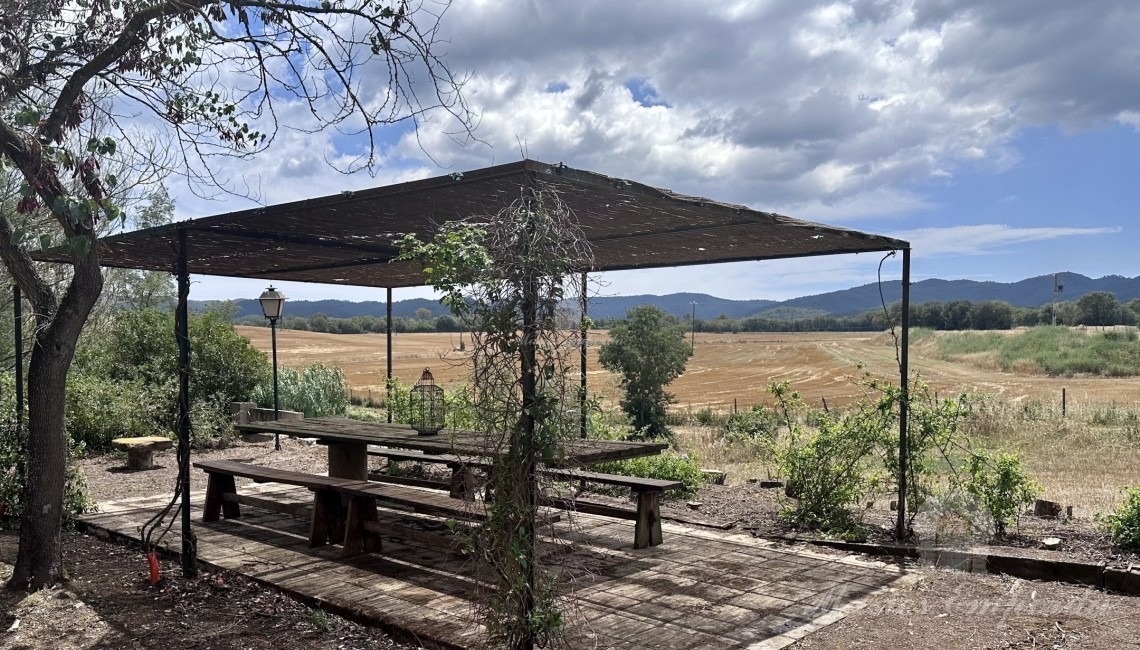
top-left (80, 483), bottom-right (911, 649)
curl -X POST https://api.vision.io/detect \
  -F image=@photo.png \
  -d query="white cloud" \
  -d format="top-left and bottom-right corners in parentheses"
top-left (151, 0), bottom-right (1140, 300)
top-left (890, 224), bottom-right (1122, 256)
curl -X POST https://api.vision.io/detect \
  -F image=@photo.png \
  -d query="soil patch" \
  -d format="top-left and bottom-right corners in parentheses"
top-left (0, 531), bottom-right (410, 649)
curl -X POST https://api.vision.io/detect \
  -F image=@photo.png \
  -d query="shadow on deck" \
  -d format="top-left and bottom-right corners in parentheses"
top-left (80, 485), bottom-right (910, 649)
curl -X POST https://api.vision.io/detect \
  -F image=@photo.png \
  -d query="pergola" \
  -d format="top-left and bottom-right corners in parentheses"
top-left (36, 159), bottom-right (913, 573)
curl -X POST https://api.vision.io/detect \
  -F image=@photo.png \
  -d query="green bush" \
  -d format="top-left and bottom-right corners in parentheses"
top-left (77, 307), bottom-right (269, 410)
top-left (65, 373), bottom-right (169, 452)
top-left (592, 450), bottom-right (704, 498)
top-left (1101, 487), bottom-right (1140, 550)
top-left (771, 381), bottom-right (891, 535)
top-left (723, 405), bottom-right (778, 445)
top-left (0, 376), bottom-right (92, 521)
top-left (74, 306), bottom-right (269, 447)
top-left (252, 363), bottom-right (350, 418)
top-left (957, 450), bottom-right (1040, 538)
top-left (383, 378), bottom-right (477, 430)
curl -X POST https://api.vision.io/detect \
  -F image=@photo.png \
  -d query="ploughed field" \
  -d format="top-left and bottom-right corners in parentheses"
top-left (236, 327), bottom-right (1140, 412)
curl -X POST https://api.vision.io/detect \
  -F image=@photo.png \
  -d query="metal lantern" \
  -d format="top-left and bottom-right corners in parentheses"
top-left (410, 368), bottom-right (446, 436)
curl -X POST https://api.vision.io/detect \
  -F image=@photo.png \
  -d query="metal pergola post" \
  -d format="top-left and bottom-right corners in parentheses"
top-left (580, 271), bottom-right (588, 439)
top-left (386, 287), bottom-right (393, 423)
top-left (895, 247), bottom-right (912, 540)
top-left (176, 228), bottom-right (197, 577)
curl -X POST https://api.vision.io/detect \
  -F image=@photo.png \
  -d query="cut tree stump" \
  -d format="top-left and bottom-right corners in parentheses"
top-left (111, 436), bottom-right (174, 470)
top-left (1034, 499), bottom-right (1063, 518)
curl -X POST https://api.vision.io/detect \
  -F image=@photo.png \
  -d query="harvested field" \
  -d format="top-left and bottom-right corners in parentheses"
top-left (236, 327), bottom-right (1140, 412)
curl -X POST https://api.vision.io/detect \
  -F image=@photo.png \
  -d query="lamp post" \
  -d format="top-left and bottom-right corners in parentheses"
top-left (259, 286), bottom-right (286, 450)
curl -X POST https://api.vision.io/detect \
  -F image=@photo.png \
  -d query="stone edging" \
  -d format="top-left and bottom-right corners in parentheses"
top-left (773, 534), bottom-right (1140, 596)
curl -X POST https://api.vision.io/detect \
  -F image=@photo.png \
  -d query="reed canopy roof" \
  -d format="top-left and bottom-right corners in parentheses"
top-left (34, 160), bottom-right (909, 288)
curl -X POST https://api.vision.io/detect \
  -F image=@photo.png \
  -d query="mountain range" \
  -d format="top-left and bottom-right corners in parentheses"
top-left (195, 273), bottom-right (1140, 321)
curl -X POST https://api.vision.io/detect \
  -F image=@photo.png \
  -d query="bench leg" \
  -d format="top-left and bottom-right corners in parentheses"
top-left (126, 449), bottom-right (156, 470)
top-left (342, 495), bottom-right (382, 557)
top-left (309, 488), bottom-right (343, 547)
top-left (203, 473), bottom-right (239, 522)
top-left (449, 464), bottom-right (477, 501)
top-left (633, 491), bottom-right (663, 549)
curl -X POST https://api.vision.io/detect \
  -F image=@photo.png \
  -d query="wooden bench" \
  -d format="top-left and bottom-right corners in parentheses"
top-left (193, 459), bottom-right (486, 557)
top-left (541, 469), bottom-right (682, 549)
top-left (194, 460), bottom-right (358, 548)
top-left (368, 447), bottom-right (490, 500)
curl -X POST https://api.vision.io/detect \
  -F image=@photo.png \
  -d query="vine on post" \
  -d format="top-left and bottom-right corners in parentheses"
top-left (398, 188), bottom-right (591, 649)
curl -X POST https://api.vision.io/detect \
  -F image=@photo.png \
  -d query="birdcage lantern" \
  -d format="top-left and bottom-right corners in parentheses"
top-left (410, 368), bottom-right (446, 436)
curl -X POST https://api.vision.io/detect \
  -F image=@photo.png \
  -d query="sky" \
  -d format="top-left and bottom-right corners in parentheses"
top-left (167, 0), bottom-right (1140, 305)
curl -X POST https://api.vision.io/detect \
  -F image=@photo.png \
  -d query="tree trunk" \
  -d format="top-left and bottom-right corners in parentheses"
top-left (8, 343), bottom-right (71, 589)
top-left (6, 258), bottom-right (102, 591)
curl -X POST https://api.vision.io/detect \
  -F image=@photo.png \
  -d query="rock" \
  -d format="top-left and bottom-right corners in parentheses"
top-left (1034, 499), bottom-right (1063, 518)
top-left (241, 432), bottom-right (274, 443)
top-left (686, 501), bottom-right (703, 510)
top-left (1042, 537), bottom-right (1062, 551)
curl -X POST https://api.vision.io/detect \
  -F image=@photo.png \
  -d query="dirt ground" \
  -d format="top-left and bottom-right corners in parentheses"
top-left (39, 440), bottom-right (1137, 649)
top-left (0, 530), bottom-right (410, 650)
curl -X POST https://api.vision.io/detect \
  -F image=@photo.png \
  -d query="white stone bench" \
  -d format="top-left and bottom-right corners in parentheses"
top-left (111, 436), bottom-right (174, 470)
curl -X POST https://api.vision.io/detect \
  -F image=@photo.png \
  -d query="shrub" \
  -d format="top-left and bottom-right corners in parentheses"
top-left (592, 451), bottom-right (704, 498)
top-left (723, 405), bottom-right (778, 445)
top-left (65, 373), bottom-right (170, 452)
top-left (383, 377), bottom-right (476, 430)
top-left (957, 450), bottom-right (1040, 538)
top-left (1101, 487), bottom-right (1140, 550)
top-left (694, 407), bottom-right (718, 426)
top-left (772, 381), bottom-right (891, 535)
top-left (0, 375), bottom-right (92, 522)
top-left (74, 306), bottom-right (270, 448)
top-left (77, 307), bottom-right (269, 410)
top-left (252, 363), bottom-right (350, 418)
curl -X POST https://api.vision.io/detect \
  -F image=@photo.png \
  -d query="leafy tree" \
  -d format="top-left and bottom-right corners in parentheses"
top-left (598, 305), bottom-right (692, 439)
top-left (0, 0), bottom-right (470, 589)
top-left (968, 300), bottom-right (1013, 330)
top-left (414, 307), bottom-right (433, 320)
top-left (1077, 291), bottom-right (1123, 328)
top-left (944, 300), bottom-right (972, 330)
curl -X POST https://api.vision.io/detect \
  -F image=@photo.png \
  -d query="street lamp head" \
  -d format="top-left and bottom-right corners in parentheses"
top-left (259, 285), bottom-right (286, 320)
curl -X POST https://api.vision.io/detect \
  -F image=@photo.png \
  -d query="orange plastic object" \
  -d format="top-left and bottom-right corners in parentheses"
top-left (147, 552), bottom-right (160, 585)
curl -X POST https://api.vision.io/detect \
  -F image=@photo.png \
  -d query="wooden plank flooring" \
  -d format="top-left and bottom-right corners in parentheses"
top-left (80, 483), bottom-right (911, 649)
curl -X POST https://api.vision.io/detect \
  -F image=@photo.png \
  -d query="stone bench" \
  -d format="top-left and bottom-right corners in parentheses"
top-left (111, 436), bottom-right (174, 470)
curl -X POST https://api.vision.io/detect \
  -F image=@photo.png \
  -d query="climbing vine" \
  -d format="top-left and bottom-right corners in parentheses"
top-left (399, 188), bottom-right (591, 648)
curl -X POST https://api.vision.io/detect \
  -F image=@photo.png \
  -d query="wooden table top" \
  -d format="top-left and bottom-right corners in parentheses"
top-left (235, 417), bottom-right (668, 466)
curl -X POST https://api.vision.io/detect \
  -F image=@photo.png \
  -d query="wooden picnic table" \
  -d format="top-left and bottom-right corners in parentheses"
top-left (235, 416), bottom-right (668, 480)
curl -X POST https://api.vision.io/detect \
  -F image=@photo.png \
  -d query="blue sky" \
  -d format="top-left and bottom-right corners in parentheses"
top-left (174, 0), bottom-right (1140, 304)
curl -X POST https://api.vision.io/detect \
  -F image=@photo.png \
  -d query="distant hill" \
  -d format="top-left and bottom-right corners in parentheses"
top-left (192, 273), bottom-right (1140, 321)
top-left (782, 273), bottom-right (1140, 316)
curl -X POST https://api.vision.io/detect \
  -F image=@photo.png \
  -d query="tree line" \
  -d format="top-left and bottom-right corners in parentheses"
top-left (241, 291), bottom-right (1140, 335)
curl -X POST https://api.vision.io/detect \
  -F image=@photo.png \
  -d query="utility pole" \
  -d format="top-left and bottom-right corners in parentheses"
top-left (690, 301), bottom-right (697, 351)
top-left (1052, 273), bottom-right (1064, 326)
